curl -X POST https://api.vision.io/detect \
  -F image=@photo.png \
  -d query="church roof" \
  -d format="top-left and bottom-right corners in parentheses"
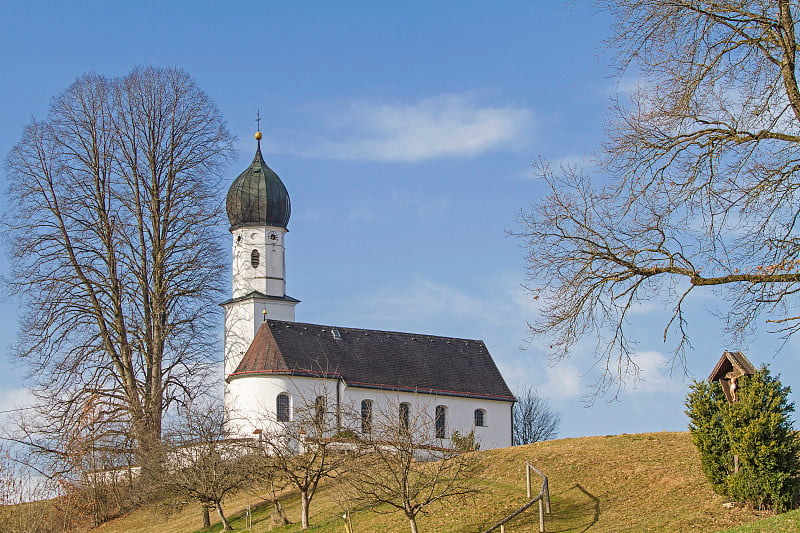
top-left (229, 320), bottom-right (515, 402)
top-left (226, 141), bottom-right (291, 230)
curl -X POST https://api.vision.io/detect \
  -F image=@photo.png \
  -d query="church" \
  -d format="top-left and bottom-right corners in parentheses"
top-left (222, 131), bottom-right (515, 450)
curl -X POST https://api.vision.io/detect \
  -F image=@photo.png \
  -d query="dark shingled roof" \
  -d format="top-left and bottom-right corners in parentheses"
top-left (226, 142), bottom-right (291, 230)
top-left (229, 320), bottom-right (515, 402)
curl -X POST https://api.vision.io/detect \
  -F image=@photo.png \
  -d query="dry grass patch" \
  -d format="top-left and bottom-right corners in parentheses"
top-left (88, 432), bottom-right (774, 533)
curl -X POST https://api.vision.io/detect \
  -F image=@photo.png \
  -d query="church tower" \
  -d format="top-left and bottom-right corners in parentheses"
top-left (222, 130), bottom-right (299, 378)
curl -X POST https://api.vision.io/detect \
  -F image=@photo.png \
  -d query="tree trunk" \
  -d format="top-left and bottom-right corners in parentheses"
top-left (272, 496), bottom-right (290, 525)
top-left (202, 505), bottom-right (210, 528)
top-left (135, 425), bottom-right (164, 488)
top-left (216, 503), bottom-right (232, 531)
top-left (301, 490), bottom-right (310, 529)
top-left (407, 514), bottom-right (420, 533)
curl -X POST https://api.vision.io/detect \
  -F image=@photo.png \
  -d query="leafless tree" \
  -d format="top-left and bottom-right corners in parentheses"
top-left (515, 1), bottom-right (800, 394)
top-left (159, 403), bottom-right (253, 531)
top-left (0, 447), bottom-right (79, 533)
top-left (344, 400), bottom-right (479, 533)
top-left (3, 395), bottom-right (140, 528)
top-left (512, 387), bottom-right (560, 445)
top-left (4, 67), bottom-right (234, 474)
top-left (0, 446), bottom-right (12, 527)
top-left (248, 462), bottom-right (291, 528)
top-left (255, 390), bottom-right (355, 530)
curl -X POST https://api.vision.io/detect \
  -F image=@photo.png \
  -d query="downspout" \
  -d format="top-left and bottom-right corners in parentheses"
top-left (336, 378), bottom-right (342, 430)
top-left (510, 398), bottom-right (516, 446)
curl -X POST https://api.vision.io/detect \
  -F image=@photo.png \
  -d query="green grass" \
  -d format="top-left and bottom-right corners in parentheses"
top-left (716, 508), bottom-right (800, 532)
top-left (89, 432), bottom-right (779, 533)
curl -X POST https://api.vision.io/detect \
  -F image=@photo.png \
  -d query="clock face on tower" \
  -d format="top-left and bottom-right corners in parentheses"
top-left (268, 231), bottom-right (279, 242)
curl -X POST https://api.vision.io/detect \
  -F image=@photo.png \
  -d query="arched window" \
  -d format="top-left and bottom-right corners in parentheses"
top-left (474, 408), bottom-right (486, 427)
top-left (435, 405), bottom-right (447, 439)
top-left (399, 402), bottom-right (410, 434)
top-left (276, 393), bottom-right (290, 422)
top-left (251, 249), bottom-right (260, 268)
top-left (314, 396), bottom-right (326, 426)
top-left (361, 399), bottom-right (373, 434)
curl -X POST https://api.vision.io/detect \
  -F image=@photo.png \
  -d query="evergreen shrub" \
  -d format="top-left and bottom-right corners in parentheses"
top-left (686, 368), bottom-right (800, 511)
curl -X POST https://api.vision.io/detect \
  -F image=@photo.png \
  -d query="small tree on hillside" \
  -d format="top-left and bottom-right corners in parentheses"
top-left (247, 461), bottom-right (291, 528)
top-left (256, 390), bottom-right (353, 530)
top-left (686, 368), bottom-right (800, 511)
top-left (160, 404), bottom-right (252, 531)
top-left (513, 386), bottom-right (561, 445)
top-left (344, 400), bottom-right (480, 533)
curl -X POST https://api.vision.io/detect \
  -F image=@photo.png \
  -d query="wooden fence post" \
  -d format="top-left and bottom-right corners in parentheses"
top-left (539, 497), bottom-right (545, 532)
top-left (526, 463), bottom-right (532, 499)
top-left (545, 478), bottom-right (551, 514)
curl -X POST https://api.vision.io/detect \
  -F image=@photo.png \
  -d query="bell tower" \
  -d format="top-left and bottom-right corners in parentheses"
top-left (222, 129), bottom-right (299, 378)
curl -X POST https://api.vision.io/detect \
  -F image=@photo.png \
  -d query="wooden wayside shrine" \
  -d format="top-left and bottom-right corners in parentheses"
top-left (708, 351), bottom-right (757, 405)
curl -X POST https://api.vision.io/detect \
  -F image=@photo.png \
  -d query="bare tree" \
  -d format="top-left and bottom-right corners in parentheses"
top-left (515, 1), bottom-right (800, 394)
top-left (0, 448), bottom-right (78, 533)
top-left (0, 446), bottom-right (12, 527)
top-left (4, 67), bottom-right (234, 473)
top-left (248, 462), bottom-right (291, 528)
top-left (4, 395), bottom-right (140, 528)
top-left (256, 390), bottom-right (353, 530)
top-left (512, 387), bottom-right (560, 445)
top-left (344, 400), bottom-right (479, 533)
top-left (159, 403), bottom-right (252, 531)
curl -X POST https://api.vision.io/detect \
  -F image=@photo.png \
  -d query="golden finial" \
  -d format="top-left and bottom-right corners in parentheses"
top-left (255, 109), bottom-right (263, 141)
top-left (262, 309), bottom-right (267, 322)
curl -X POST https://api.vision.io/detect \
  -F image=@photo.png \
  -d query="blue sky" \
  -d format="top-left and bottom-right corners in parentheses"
top-left (1, 1), bottom-right (798, 439)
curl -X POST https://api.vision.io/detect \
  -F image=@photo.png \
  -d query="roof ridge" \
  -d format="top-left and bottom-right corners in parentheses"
top-left (265, 319), bottom-right (485, 343)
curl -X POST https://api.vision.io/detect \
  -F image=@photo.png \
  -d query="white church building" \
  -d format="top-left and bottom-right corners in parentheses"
top-left (222, 132), bottom-right (515, 450)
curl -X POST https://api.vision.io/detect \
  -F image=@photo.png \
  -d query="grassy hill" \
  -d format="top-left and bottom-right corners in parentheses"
top-left (718, 509), bottom-right (800, 532)
top-left (92, 432), bottom-right (774, 533)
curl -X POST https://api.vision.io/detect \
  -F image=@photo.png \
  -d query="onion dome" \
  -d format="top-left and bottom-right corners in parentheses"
top-left (226, 133), bottom-right (291, 230)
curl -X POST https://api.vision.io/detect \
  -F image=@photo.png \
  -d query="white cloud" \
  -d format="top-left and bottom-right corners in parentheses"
top-left (0, 387), bottom-right (35, 412)
top-left (344, 204), bottom-right (378, 224)
top-left (276, 95), bottom-right (533, 162)
top-left (540, 363), bottom-right (583, 399)
top-left (0, 387), bottom-right (36, 426)
top-left (351, 274), bottom-right (541, 333)
top-left (627, 350), bottom-right (683, 393)
top-left (358, 276), bottom-right (485, 324)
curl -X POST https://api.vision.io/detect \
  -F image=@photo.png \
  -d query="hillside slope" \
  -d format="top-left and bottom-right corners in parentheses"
top-left (93, 432), bottom-right (770, 532)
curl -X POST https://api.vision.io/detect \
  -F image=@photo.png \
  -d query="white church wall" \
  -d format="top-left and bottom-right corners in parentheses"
top-left (343, 386), bottom-right (512, 450)
top-left (226, 375), bottom-right (513, 450)
top-left (231, 226), bottom-right (287, 298)
top-left (226, 375), bottom-right (338, 437)
top-left (254, 299), bottom-right (296, 322)
top-left (223, 299), bottom-right (296, 378)
top-left (223, 301), bottom-right (256, 378)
